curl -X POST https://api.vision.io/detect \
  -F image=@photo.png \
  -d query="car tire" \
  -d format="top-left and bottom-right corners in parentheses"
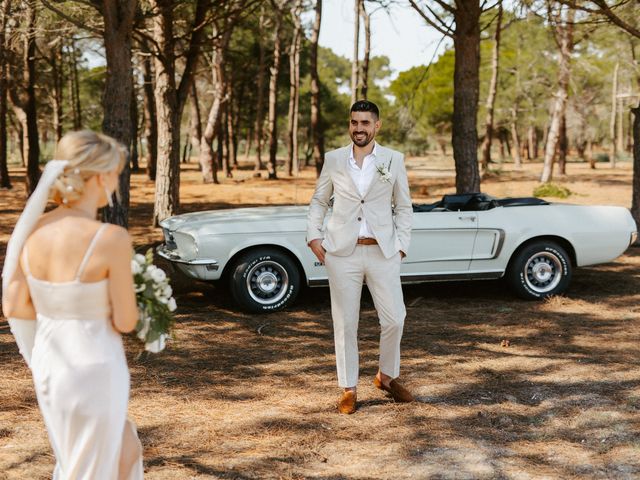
top-left (229, 248), bottom-right (301, 313)
top-left (506, 241), bottom-right (572, 300)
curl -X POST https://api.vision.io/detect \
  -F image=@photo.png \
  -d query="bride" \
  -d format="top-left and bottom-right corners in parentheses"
top-left (2, 130), bottom-right (144, 479)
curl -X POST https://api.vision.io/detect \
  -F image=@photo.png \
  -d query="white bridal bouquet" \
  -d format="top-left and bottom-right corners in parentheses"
top-left (131, 249), bottom-right (177, 353)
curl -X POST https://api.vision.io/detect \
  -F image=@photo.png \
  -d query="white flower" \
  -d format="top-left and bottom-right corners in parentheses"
top-left (145, 334), bottom-right (167, 353)
top-left (131, 248), bottom-right (175, 354)
top-left (131, 260), bottom-right (142, 275)
top-left (376, 163), bottom-right (392, 183)
top-left (168, 297), bottom-right (177, 312)
top-left (150, 267), bottom-right (166, 283)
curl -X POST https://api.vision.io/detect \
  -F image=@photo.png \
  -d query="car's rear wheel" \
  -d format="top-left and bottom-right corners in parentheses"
top-left (229, 248), bottom-right (301, 313)
top-left (506, 241), bottom-right (572, 299)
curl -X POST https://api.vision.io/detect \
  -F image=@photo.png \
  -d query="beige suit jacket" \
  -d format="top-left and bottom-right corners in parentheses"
top-left (307, 144), bottom-right (412, 259)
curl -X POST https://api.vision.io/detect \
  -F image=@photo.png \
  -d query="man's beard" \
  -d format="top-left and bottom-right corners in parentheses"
top-left (350, 131), bottom-right (374, 147)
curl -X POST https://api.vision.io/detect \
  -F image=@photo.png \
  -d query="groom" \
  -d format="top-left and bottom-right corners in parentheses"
top-left (307, 100), bottom-right (414, 414)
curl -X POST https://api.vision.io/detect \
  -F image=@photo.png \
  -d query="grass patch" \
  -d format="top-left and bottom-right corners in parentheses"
top-left (533, 182), bottom-right (572, 198)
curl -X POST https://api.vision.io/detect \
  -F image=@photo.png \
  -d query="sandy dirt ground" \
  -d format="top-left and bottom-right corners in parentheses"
top-left (1, 156), bottom-right (640, 480)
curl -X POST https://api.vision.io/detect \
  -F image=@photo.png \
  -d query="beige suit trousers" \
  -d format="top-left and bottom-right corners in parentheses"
top-left (324, 245), bottom-right (406, 388)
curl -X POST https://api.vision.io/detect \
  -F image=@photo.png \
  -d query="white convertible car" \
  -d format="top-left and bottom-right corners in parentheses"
top-left (157, 193), bottom-right (637, 313)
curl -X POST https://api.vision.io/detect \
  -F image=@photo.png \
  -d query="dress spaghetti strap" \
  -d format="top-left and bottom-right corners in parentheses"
top-left (75, 224), bottom-right (108, 281)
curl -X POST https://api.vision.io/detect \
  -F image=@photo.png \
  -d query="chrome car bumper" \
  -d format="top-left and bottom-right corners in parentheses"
top-left (156, 244), bottom-right (221, 280)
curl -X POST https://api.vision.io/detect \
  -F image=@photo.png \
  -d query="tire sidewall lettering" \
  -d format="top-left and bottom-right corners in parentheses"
top-left (241, 255), bottom-right (273, 280)
top-left (260, 284), bottom-right (296, 311)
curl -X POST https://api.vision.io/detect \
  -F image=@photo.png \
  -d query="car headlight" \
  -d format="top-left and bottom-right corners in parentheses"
top-left (163, 228), bottom-right (177, 250)
top-left (172, 231), bottom-right (198, 260)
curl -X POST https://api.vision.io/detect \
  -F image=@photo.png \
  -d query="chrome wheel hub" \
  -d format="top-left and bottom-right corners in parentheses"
top-left (246, 260), bottom-right (290, 305)
top-left (256, 271), bottom-right (278, 294)
top-left (523, 251), bottom-right (563, 294)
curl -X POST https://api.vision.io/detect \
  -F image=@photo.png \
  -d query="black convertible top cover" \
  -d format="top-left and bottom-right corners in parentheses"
top-left (412, 193), bottom-right (549, 212)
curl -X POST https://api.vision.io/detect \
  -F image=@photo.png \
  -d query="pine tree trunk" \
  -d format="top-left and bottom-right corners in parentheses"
top-left (617, 97), bottom-right (624, 154)
top-left (540, 7), bottom-right (574, 183)
top-left (231, 80), bottom-right (243, 170)
top-left (216, 118), bottom-right (223, 171)
top-left (360, 0), bottom-right (370, 101)
top-left (69, 39), bottom-right (82, 130)
top-left (610, 62), bottom-right (619, 168)
top-left (8, 0), bottom-right (40, 195)
top-left (151, 0), bottom-right (207, 224)
top-left (188, 78), bottom-right (202, 159)
top-left (267, 15), bottom-right (282, 180)
top-left (142, 53), bottom-right (158, 181)
top-left (630, 103), bottom-right (640, 238)
top-left (199, 25), bottom-right (231, 184)
top-left (480, 2), bottom-right (502, 171)
top-left (152, 0), bottom-right (180, 224)
top-left (253, 10), bottom-right (266, 173)
top-left (0, 0), bottom-right (11, 189)
top-left (51, 41), bottom-right (63, 142)
top-left (224, 85), bottom-right (233, 178)
top-left (101, 0), bottom-right (136, 227)
top-left (350, 0), bottom-right (360, 105)
top-left (130, 76), bottom-right (139, 172)
top-left (452, 3), bottom-right (482, 193)
top-left (310, 0), bottom-right (325, 176)
top-left (286, 0), bottom-right (303, 176)
top-left (558, 113), bottom-right (567, 175)
top-left (527, 125), bottom-right (535, 160)
top-left (224, 105), bottom-right (231, 175)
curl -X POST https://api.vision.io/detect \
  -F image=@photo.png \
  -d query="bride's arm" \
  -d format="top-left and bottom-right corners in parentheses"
top-left (2, 261), bottom-right (36, 320)
top-left (3, 261), bottom-right (37, 367)
top-left (107, 226), bottom-right (138, 333)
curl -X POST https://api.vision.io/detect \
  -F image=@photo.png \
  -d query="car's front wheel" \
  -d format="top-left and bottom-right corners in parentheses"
top-left (229, 248), bottom-right (301, 313)
top-left (506, 241), bottom-right (572, 299)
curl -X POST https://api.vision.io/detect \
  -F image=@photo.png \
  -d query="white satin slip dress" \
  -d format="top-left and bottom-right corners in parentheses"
top-left (22, 224), bottom-right (143, 479)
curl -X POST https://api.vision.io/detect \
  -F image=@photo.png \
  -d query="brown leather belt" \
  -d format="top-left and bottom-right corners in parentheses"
top-left (356, 237), bottom-right (378, 245)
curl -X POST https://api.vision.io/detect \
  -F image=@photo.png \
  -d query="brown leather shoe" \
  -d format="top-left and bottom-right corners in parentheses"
top-left (374, 376), bottom-right (415, 403)
top-left (338, 390), bottom-right (357, 414)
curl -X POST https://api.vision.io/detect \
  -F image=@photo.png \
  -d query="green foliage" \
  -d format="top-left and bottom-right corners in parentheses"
top-left (388, 49), bottom-right (455, 154)
top-left (78, 65), bottom-right (107, 132)
top-left (533, 183), bottom-right (572, 198)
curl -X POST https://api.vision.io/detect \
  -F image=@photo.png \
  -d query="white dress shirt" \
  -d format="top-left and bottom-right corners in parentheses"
top-left (348, 142), bottom-right (378, 239)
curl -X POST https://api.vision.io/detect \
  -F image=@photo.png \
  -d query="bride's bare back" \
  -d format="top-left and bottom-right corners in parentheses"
top-left (16, 208), bottom-right (138, 333)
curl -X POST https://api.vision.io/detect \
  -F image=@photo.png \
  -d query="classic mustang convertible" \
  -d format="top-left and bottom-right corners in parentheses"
top-left (157, 193), bottom-right (637, 313)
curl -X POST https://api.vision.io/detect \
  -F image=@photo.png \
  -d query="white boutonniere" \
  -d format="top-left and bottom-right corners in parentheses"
top-left (376, 159), bottom-right (393, 183)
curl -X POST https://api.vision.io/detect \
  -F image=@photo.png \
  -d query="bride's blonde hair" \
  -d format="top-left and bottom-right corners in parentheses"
top-left (51, 130), bottom-right (127, 205)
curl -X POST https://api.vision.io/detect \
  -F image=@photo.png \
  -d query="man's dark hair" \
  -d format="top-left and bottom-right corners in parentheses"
top-left (350, 100), bottom-right (379, 119)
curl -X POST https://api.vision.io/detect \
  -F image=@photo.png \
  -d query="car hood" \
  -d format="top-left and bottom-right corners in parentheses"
top-left (160, 205), bottom-right (310, 235)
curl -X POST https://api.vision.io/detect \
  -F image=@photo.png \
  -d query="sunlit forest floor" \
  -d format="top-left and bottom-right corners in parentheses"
top-left (2, 155), bottom-right (640, 479)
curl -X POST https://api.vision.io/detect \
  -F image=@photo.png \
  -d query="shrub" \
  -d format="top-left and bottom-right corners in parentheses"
top-left (533, 183), bottom-right (572, 199)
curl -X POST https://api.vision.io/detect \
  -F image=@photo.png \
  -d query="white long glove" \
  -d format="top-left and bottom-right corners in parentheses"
top-left (8, 318), bottom-right (36, 368)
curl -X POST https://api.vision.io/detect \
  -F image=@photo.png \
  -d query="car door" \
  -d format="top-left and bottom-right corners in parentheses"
top-left (401, 211), bottom-right (478, 280)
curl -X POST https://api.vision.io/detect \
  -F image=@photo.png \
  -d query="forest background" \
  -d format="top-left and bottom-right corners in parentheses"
top-left (0, 0), bottom-right (639, 228)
